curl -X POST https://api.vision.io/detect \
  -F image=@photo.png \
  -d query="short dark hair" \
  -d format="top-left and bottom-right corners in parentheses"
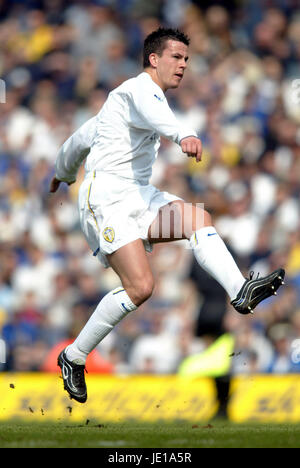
top-left (143, 27), bottom-right (190, 68)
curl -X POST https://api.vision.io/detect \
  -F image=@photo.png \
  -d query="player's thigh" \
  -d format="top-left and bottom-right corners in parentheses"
top-left (148, 200), bottom-right (212, 243)
top-left (106, 238), bottom-right (154, 305)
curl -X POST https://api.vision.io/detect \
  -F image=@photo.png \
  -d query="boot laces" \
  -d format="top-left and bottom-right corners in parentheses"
top-left (249, 271), bottom-right (260, 281)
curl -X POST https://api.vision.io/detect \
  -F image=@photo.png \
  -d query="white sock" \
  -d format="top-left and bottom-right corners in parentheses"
top-left (190, 226), bottom-right (245, 300)
top-left (66, 287), bottom-right (137, 364)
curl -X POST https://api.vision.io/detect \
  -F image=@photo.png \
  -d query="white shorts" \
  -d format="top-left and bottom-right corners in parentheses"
top-left (78, 171), bottom-right (181, 268)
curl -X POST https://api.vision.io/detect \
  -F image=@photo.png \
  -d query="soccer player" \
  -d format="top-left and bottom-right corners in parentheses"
top-left (50, 28), bottom-right (285, 403)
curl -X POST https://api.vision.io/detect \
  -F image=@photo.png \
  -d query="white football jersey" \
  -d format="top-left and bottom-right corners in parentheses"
top-left (55, 72), bottom-right (197, 185)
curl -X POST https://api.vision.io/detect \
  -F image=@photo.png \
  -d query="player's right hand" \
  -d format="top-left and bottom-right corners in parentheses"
top-left (49, 177), bottom-right (75, 193)
top-left (49, 177), bottom-right (61, 193)
top-left (180, 136), bottom-right (202, 162)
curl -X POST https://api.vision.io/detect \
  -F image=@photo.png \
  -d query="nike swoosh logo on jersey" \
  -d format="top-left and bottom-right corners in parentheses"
top-left (154, 94), bottom-right (163, 102)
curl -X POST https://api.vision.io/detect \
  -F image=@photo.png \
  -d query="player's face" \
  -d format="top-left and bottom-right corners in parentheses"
top-left (151, 40), bottom-right (189, 91)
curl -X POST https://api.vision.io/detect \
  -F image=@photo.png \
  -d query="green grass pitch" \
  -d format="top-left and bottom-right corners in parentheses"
top-left (0, 420), bottom-right (300, 448)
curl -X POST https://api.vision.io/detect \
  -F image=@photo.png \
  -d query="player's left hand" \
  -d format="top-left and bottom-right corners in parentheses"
top-left (180, 136), bottom-right (202, 162)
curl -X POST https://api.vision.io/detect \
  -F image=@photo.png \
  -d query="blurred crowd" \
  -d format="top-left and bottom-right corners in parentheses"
top-left (0, 0), bottom-right (300, 377)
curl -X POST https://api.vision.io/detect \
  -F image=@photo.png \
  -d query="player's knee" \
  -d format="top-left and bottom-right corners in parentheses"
top-left (193, 205), bottom-right (212, 228)
top-left (203, 209), bottom-right (212, 226)
top-left (184, 205), bottom-right (213, 239)
top-left (130, 277), bottom-right (154, 306)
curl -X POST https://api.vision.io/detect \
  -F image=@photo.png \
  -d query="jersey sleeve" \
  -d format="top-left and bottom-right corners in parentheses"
top-left (132, 81), bottom-right (198, 144)
top-left (55, 116), bottom-right (97, 183)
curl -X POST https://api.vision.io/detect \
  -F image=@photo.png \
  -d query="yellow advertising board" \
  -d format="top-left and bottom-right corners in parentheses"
top-left (0, 373), bottom-right (218, 422)
top-left (2, 373), bottom-right (300, 423)
top-left (228, 375), bottom-right (300, 423)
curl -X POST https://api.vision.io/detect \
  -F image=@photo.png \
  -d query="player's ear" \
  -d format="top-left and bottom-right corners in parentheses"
top-left (149, 53), bottom-right (159, 68)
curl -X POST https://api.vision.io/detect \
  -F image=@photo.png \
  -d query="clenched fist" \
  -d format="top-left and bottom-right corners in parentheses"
top-left (180, 136), bottom-right (202, 162)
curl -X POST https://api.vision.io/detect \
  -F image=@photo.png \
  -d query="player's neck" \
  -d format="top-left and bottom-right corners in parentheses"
top-left (144, 68), bottom-right (167, 92)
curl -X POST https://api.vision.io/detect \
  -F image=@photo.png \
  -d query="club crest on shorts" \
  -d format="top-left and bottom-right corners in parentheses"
top-left (103, 227), bottom-right (115, 243)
